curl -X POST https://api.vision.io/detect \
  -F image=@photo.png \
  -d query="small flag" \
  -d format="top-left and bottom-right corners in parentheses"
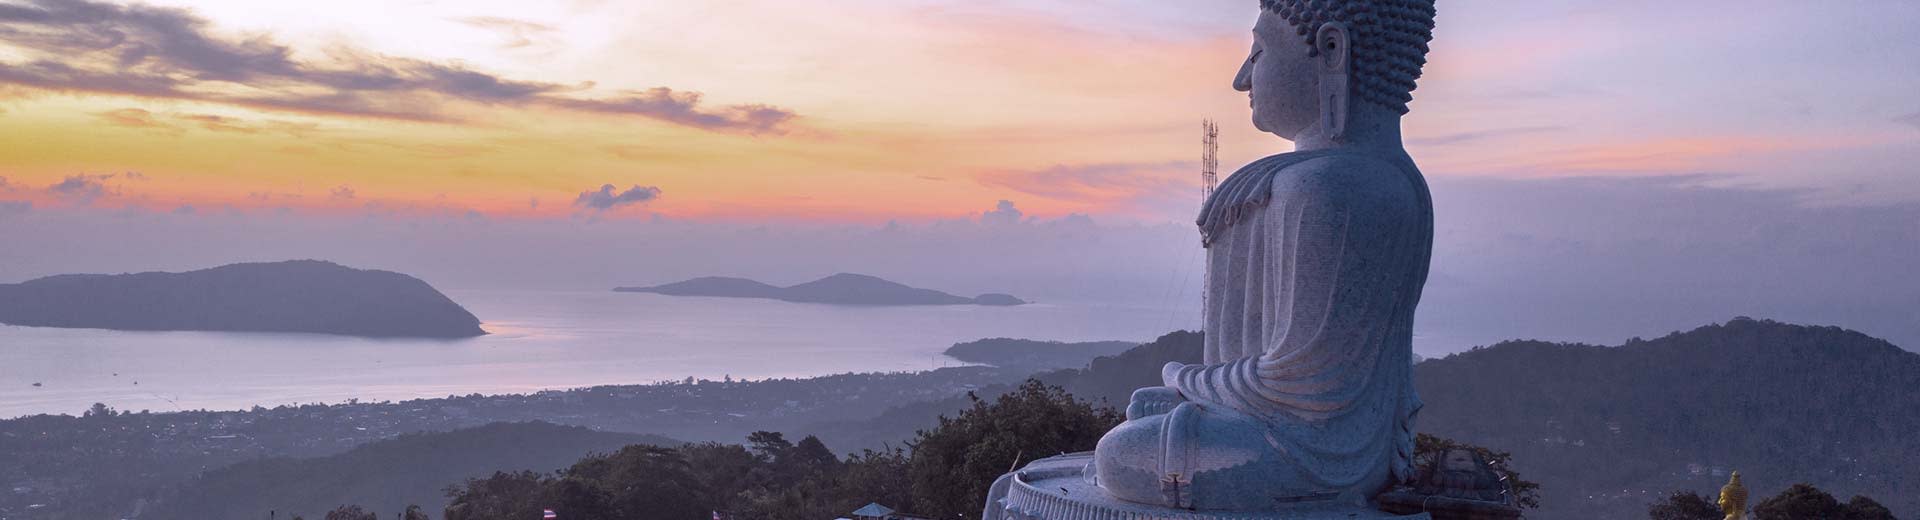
top-left (542, 509), bottom-right (557, 519)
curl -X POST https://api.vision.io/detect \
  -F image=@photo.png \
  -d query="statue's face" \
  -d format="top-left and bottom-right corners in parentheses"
top-left (1234, 11), bottom-right (1319, 140)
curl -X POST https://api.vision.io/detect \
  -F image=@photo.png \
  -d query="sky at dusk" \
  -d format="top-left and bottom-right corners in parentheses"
top-left (2, 0), bottom-right (1918, 352)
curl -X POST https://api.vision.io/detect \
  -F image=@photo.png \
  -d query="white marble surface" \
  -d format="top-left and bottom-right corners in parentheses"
top-left (1063, 0), bottom-right (1440, 514)
top-left (986, 453), bottom-right (1433, 520)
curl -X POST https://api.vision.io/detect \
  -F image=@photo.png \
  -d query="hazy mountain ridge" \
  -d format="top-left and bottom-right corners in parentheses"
top-left (0, 260), bottom-right (484, 338)
top-left (615, 273), bottom-right (1025, 306)
top-left (146, 422), bottom-right (678, 520)
top-left (1416, 317), bottom-right (1919, 519)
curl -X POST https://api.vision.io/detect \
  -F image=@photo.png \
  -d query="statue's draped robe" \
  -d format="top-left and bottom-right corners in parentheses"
top-left (1167, 148), bottom-right (1432, 489)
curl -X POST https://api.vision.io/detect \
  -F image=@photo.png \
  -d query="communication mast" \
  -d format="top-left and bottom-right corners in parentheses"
top-left (1201, 119), bottom-right (1219, 203)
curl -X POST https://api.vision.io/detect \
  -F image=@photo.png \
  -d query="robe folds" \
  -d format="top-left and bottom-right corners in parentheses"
top-left (1169, 148), bottom-right (1434, 488)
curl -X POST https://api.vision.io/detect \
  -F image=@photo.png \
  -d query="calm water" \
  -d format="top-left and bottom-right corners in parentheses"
top-left (0, 289), bottom-right (1198, 418)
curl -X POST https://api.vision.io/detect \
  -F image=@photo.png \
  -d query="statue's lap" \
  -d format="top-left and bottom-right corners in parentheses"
top-left (1094, 390), bottom-right (1393, 512)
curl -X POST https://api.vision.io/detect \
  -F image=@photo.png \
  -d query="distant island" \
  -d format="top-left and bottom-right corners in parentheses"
top-left (944, 337), bottom-right (1138, 369)
top-left (0, 260), bottom-right (485, 338)
top-left (615, 273), bottom-right (1026, 306)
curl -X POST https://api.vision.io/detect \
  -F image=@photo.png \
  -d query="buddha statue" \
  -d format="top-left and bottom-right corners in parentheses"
top-left (1718, 472), bottom-right (1747, 520)
top-left (1093, 0), bottom-right (1439, 512)
top-left (982, 1), bottom-right (1438, 518)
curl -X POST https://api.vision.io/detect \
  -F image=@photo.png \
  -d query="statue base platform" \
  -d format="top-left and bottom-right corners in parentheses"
top-left (983, 453), bottom-right (1431, 520)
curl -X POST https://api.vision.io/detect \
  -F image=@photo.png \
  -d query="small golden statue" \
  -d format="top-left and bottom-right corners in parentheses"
top-left (1718, 471), bottom-right (1748, 520)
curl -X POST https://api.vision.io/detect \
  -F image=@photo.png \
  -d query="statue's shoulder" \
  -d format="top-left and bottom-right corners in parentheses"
top-left (1269, 150), bottom-right (1421, 211)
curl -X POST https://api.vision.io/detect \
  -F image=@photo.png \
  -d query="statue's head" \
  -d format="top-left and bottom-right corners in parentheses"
top-left (1234, 0), bottom-right (1437, 142)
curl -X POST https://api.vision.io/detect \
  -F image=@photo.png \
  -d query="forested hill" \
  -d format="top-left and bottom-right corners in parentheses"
top-left (145, 422), bottom-right (678, 520)
top-left (1415, 317), bottom-right (1920, 519)
top-left (0, 260), bottom-right (484, 338)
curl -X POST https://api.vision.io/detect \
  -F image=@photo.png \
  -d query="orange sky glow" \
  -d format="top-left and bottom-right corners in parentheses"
top-left (2, 0), bottom-right (1916, 222)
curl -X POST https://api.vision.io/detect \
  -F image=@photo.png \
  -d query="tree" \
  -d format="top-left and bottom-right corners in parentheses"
top-left (1753, 483), bottom-right (1841, 520)
top-left (1647, 490), bottom-right (1722, 520)
top-left (746, 431), bottom-right (794, 461)
top-left (444, 471), bottom-right (547, 520)
top-left (323, 505), bottom-right (377, 520)
top-left (1746, 483), bottom-right (1897, 520)
top-left (1843, 495), bottom-right (1896, 520)
top-left (1412, 433), bottom-right (1542, 510)
top-left (905, 379), bottom-right (1122, 518)
top-left (788, 435), bottom-right (841, 476)
top-left (838, 447), bottom-right (912, 513)
top-left (541, 477), bottom-right (614, 519)
top-left (83, 402), bottom-right (116, 419)
top-left (402, 505), bottom-right (430, 520)
top-left (682, 442), bottom-right (762, 516)
top-left (566, 444), bottom-right (714, 519)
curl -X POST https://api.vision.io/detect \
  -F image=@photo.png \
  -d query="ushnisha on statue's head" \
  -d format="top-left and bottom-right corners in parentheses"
top-left (1234, 0), bottom-right (1437, 147)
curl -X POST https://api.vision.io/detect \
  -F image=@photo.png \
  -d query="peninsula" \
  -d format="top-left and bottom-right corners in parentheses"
top-left (615, 273), bottom-right (1025, 306)
top-left (0, 260), bottom-right (485, 338)
top-left (943, 337), bottom-right (1138, 369)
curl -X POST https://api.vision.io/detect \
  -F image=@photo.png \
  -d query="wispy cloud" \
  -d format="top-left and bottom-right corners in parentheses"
top-left (94, 108), bottom-right (179, 133)
top-left (0, 0), bottom-right (799, 134)
top-left (454, 16), bottom-right (558, 50)
top-left (573, 184), bottom-right (661, 211)
top-left (178, 114), bottom-right (256, 134)
top-left (980, 161), bottom-right (1191, 202)
top-left (1407, 125), bottom-right (1564, 146)
top-left (1898, 111), bottom-right (1920, 132)
top-left (547, 89), bottom-right (798, 136)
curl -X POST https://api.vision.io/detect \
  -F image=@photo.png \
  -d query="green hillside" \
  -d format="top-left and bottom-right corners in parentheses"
top-left (145, 422), bottom-right (678, 520)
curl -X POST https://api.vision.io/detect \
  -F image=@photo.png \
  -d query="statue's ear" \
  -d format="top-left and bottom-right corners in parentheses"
top-left (1315, 22), bottom-right (1351, 140)
top-left (1316, 22), bottom-right (1351, 74)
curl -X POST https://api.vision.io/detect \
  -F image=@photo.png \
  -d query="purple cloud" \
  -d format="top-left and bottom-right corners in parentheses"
top-left (45, 173), bottom-right (114, 204)
top-left (0, 0), bottom-right (799, 134)
top-left (573, 184), bottom-right (662, 211)
top-left (981, 200), bottom-right (1024, 225)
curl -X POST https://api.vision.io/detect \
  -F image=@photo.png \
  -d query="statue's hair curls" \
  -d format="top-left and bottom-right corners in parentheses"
top-left (1259, 0), bottom-right (1437, 114)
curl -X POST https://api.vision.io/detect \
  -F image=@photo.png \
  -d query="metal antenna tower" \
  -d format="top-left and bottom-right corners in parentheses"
top-left (1201, 119), bottom-right (1219, 203)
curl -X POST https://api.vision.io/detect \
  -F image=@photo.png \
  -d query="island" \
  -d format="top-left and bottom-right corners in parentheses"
top-left (615, 273), bottom-right (1026, 306)
top-left (0, 260), bottom-right (485, 338)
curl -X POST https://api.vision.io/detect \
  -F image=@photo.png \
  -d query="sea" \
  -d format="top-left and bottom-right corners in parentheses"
top-left (0, 289), bottom-right (1200, 418)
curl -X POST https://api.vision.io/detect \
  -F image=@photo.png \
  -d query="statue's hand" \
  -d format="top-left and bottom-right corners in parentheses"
top-left (1125, 386), bottom-right (1185, 420)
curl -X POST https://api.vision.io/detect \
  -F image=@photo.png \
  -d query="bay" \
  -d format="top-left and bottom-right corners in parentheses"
top-left (0, 289), bottom-right (1199, 418)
